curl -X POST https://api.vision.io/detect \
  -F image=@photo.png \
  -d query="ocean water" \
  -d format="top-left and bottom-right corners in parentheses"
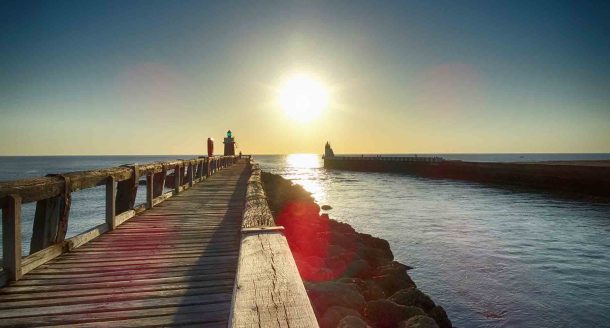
top-left (255, 154), bottom-right (610, 328)
top-left (1, 154), bottom-right (610, 327)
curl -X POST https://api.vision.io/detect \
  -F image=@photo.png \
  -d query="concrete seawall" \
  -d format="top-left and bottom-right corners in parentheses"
top-left (324, 158), bottom-right (610, 199)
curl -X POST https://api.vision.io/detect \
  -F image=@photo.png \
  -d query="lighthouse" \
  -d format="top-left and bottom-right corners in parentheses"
top-left (324, 141), bottom-right (335, 158)
top-left (223, 130), bottom-right (236, 156)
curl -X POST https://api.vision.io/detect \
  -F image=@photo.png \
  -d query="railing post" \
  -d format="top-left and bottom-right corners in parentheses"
top-left (30, 175), bottom-right (71, 253)
top-left (116, 164), bottom-right (138, 214)
top-left (179, 164), bottom-right (186, 188)
top-left (2, 194), bottom-right (23, 281)
top-left (174, 164), bottom-right (181, 193)
top-left (206, 158), bottom-right (211, 177)
top-left (30, 197), bottom-right (60, 253)
top-left (106, 176), bottom-right (116, 230)
top-left (188, 162), bottom-right (194, 187)
top-left (146, 173), bottom-right (154, 209)
top-left (197, 159), bottom-right (204, 179)
top-left (153, 165), bottom-right (167, 197)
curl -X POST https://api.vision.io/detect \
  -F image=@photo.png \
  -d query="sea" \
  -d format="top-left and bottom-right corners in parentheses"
top-left (1, 153), bottom-right (610, 328)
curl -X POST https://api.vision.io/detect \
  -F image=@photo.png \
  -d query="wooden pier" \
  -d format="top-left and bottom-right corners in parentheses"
top-left (0, 156), bottom-right (318, 327)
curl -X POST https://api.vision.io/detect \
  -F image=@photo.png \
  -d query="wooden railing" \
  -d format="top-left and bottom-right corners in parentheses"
top-left (0, 155), bottom-right (238, 286)
top-left (231, 160), bottom-right (319, 327)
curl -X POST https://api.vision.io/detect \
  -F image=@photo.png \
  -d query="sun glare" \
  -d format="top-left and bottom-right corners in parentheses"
top-left (277, 74), bottom-right (329, 123)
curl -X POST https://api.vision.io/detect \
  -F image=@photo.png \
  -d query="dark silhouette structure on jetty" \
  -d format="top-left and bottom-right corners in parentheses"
top-left (323, 143), bottom-right (610, 199)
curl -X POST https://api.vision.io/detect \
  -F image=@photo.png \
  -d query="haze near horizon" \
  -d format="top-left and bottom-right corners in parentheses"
top-left (1, 1), bottom-right (609, 155)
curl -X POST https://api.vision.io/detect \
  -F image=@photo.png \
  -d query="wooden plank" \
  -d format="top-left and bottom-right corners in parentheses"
top-left (152, 191), bottom-right (173, 206)
top-left (146, 173), bottom-right (153, 209)
top-left (1, 272), bottom-right (237, 293)
top-left (188, 162), bottom-right (194, 187)
top-left (21, 243), bottom-right (66, 276)
top-left (105, 176), bottom-right (116, 230)
top-left (2, 194), bottom-right (22, 281)
top-left (30, 307), bottom-right (229, 328)
top-left (34, 255), bottom-right (237, 269)
top-left (67, 223), bottom-right (109, 251)
top-left (0, 281), bottom-right (235, 306)
top-left (115, 164), bottom-right (138, 213)
top-left (152, 166), bottom-right (166, 197)
top-left (0, 292), bottom-right (232, 318)
top-left (241, 165), bottom-right (275, 228)
top-left (14, 269), bottom-right (237, 288)
top-left (0, 269), bottom-right (7, 288)
top-left (174, 164), bottom-right (181, 194)
top-left (53, 176), bottom-right (72, 244)
top-left (114, 209), bottom-right (135, 227)
top-left (0, 284), bottom-right (234, 310)
top-left (30, 196), bottom-right (61, 253)
top-left (0, 167), bottom-right (130, 206)
top-left (230, 231), bottom-right (319, 328)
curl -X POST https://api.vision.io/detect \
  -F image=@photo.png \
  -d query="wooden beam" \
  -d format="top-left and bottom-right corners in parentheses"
top-left (30, 196), bottom-right (61, 253)
top-left (0, 269), bottom-right (7, 288)
top-left (21, 242), bottom-right (66, 276)
top-left (241, 165), bottom-right (275, 228)
top-left (105, 176), bottom-right (116, 230)
top-left (146, 173), bottom-right (154, 209)
top-left (188, 164), bottom-right (194, 187)
top-left (152, 191), bottom-right (173, 206)
top-left (174, 165), bottom-right (181, 194)
top-left (114, 209), bottom-right (135, 227)
top-left (67, 223), bottom-right (109, 250)
top-left (116, 164), bottom-right (138, 214)
top-left (53, 176), bottom-right (71, 244)
top-left (197, 159), bottom-right (204, 179)
top-left (2, 194), bottom-right (22, 281)
top-left (230, 231), bottom-right (318, 328)
top-left (152, 166), bottom-right (166, 197)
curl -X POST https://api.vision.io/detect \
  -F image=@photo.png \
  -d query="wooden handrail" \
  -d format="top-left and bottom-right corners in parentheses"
top-left (0, 157), bottom-right (236, 207)
top-left (230, 160), bottom-right (319, 327)
top-left (0, 155), bottom-right (239, 285)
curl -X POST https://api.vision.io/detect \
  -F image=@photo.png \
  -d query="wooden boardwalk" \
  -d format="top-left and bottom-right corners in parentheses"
top-left (0, 162), bottom-right (250, 327)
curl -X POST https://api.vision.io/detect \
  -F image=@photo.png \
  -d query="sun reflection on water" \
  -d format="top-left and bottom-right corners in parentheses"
top-left (285, 153), bottom-right (326, 204)
top-left (286, 153), bottom-right (320, 168)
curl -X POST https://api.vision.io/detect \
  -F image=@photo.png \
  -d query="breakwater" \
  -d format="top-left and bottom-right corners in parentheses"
top-left (324, 156), bottom-right (610, 199)
top-left (262, 172), bottom-right (452, 328)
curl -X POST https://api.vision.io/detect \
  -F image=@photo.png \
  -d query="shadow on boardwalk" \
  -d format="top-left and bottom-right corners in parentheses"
top-left (171, 162), bottom-right (250, 326)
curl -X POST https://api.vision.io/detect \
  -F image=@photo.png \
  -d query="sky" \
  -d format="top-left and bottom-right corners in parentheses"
top-left (1, 0), bottom-right (609, 155)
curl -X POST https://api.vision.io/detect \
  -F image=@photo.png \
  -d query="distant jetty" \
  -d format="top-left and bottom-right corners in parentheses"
top-left (323, 143), bottom-right (610, 200)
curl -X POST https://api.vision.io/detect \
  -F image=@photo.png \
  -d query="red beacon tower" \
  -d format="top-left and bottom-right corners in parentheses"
top-left (223, 130), bottom-right (236, 156)
top-left (207, 138), bottom-right (214, 157)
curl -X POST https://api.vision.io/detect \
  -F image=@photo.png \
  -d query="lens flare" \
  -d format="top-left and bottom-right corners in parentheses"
top-left (277, 74), bottom-right (329, 123)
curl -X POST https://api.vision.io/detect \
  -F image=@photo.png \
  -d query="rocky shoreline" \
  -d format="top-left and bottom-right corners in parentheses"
top-left (261, 172), bottom-right (452, 328)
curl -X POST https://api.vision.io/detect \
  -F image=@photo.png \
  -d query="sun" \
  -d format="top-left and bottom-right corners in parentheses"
top-left (277, 74), bottom-right (329, 123)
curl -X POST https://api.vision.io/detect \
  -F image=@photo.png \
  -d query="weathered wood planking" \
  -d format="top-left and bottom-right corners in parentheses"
top-left (241, 164), bottom-right (275, 228)
top-left (0, 161), bottom-right (249, 327)
top-left (230, 230), bottom-right (319, 328)
top-left (231, 160), bottom-right (319, 328)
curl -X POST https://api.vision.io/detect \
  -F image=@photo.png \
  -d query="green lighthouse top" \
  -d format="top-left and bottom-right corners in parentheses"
top-left (227, 130), bottom-right (232, 138)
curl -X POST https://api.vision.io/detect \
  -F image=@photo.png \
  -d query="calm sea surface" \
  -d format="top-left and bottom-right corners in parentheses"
top-left (256, 154), bottom-right (610, 328)
top-left (1, 154), bottom-right (610, 327)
